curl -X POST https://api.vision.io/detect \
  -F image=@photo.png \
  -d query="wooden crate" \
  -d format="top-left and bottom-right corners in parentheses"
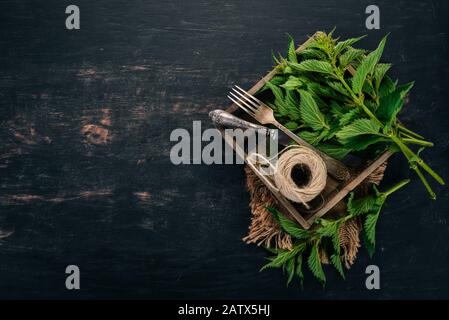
top-left (221, 31), bottom-right (392, 230)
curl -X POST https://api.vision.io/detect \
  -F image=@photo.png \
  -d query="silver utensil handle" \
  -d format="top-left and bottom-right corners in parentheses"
top-left (209, 110), bottom-right (276, 138)
top-left (275, 121), bottom-right (351, 181)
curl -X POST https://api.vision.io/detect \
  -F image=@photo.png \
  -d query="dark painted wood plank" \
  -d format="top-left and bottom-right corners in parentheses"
top-left (0, 0), bottom-right (448, 298)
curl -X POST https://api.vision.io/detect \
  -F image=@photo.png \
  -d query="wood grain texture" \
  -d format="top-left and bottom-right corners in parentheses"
top-left (0, 0), bottom-right (448, 299)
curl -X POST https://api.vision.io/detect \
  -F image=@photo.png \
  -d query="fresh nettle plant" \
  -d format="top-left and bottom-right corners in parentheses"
top-left (263, 179), bottom-right (410, 286)
top-left (258, 30), bottom-right (444, 285)
top-left (261, 31), bottom-right (444, 199)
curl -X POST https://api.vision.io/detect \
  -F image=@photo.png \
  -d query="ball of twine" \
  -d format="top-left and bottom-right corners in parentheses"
top-left (274, 146), bottom-right (327, 208)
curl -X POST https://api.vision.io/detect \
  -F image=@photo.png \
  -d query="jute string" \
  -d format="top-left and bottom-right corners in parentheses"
top-left (248, 146), bottom-right (327, 209)
top-left (273, 147), bottom-right (327, 208)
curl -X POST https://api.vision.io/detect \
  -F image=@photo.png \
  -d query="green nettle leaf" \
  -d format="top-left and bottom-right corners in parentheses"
top-left (299, 130), bottom-right (322, 145)
top-left (277, 102), bottom-right (290, 117)
top-left (378, 75), bottom-right (397, 98)
top-left (360, 181), bottom-right (410, 257)
top-left (261, 242), bottom-right (308, 284)
top-left (287, 35), bottom-right (298, 64)
top-left (307, 243), bottom-right (326, 283)
top-left (396, 81), bottom-right (415, 99)
top-left (299, 48), bottom-right (327, 61)
top-left (265, 81), bottom-right (290, 117)
top-left (364, 212), bottom-right (380, 252)
top-left (283, 66), bottom-right (293, 75)
top-left (365, 99), bottom-right (378, 112)
top-left (284, 90), bottom-right (301, 121)
top-left (352, 36), bottom-right (387, 94)
top-left (289, 59), bottom-right (334, 74)
top-left (260, 76), bottom-right (286, 92)
top-left (285, 257), bottom-right (295, 285)
top-left (264, 246), bottom-right (280, 255)
top-left (376, 90), bottom-right (404, 130)
top-left (341, 135), bottom-right (385, 152)
top-left (334, 35), bottom-right (366, 55)
top-left (265, 81), bottom-right (285, 103)
top-left (315, 220), bottom-right (337, 237)
top-left (331, 225), bottom-right (341, 254)
top-left (362, 78), bottom-right (375, 96)
top-left (347, 192), bottom-right (377, 216)
top-left (321, 122), bottom-right (339, 141)
top-left (268, 208), bottom-right (309, 239)
top-left (339, 47), bottom-right (366, 68)
top-left (327, 26), bottom-right (337, 37)
top-left (327, 81), bottom-right (350, 97)
top-left (281, 76), bottom-right (303, 90)
top-left (272, 50), bottom-right (281, 65)
top-left (260, 249), bottom-right (297, 271)
top-left (375, 80), bottom-right (413, 129)
top-left (295, 253), bottom-right (304, 286)
top-left (329, 101), bottom-right (344, 118)
top-left (367, 36), bottom-right (388, 74)
top-left (363, 232), bottom-right (375, 258)
top-left (331, 254), bottom-right (345, 279)
top-left (285, 89), bottom-right (299, 105)
top-left (299, 90), bottom-right (329, 131)
top-left (309, 90), bottom-right (328, 110)
top-left (307, 42), bottom-right (332, 59)
top-left (352, 65), bottom-right (370, 95)
top-left (339, 108), bottom-right (360, 126)
top-left (307, 82), bottom-right (340, 99)
top-left (284, 121), bottom-right (299, 131)
top-left (317, 129), bottom-right (331, 143)
top-left (373, 63), bottom-right (392, 91)
top-left (336, 118), bottom-right (382, 145)
top-left (271, 76), bottom-right (287, 85)
top-left (316, 144), bottom-right (351, 160)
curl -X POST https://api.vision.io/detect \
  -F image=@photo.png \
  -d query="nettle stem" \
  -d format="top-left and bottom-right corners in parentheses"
top-left (383, 179), bottom-right (411, 197)
top-left (336, 74), bottom-right (384, 127)
top-left (401, 137), bottom-right (434, 147)
top-left (390, 135), bottom-right (444, 199)
top-left (392, 135), bottom-right (444, 184)
top-left (415, 167), bottom-right (436, 200)
top-left (334, 69), bottom-right (444, 199)
top-left (397, 123), bottom-right (425, 139)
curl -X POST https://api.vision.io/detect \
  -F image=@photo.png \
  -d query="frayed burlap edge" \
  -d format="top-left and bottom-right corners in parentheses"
top-left (242, 166), bottom-right (293, 250)
top-left (243, 161), bottom-right (387, 268)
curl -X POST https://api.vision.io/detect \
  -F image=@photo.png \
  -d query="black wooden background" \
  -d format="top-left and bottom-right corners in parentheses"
top-left (0, 0), bottom-right (448, 299)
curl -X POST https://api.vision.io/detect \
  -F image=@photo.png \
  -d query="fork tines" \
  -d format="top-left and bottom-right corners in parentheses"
top-left (227, 85), bottom-right (263, 117)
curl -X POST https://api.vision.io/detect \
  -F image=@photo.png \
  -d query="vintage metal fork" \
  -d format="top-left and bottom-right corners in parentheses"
top-left (228, 85), bottom-right (351, 181)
